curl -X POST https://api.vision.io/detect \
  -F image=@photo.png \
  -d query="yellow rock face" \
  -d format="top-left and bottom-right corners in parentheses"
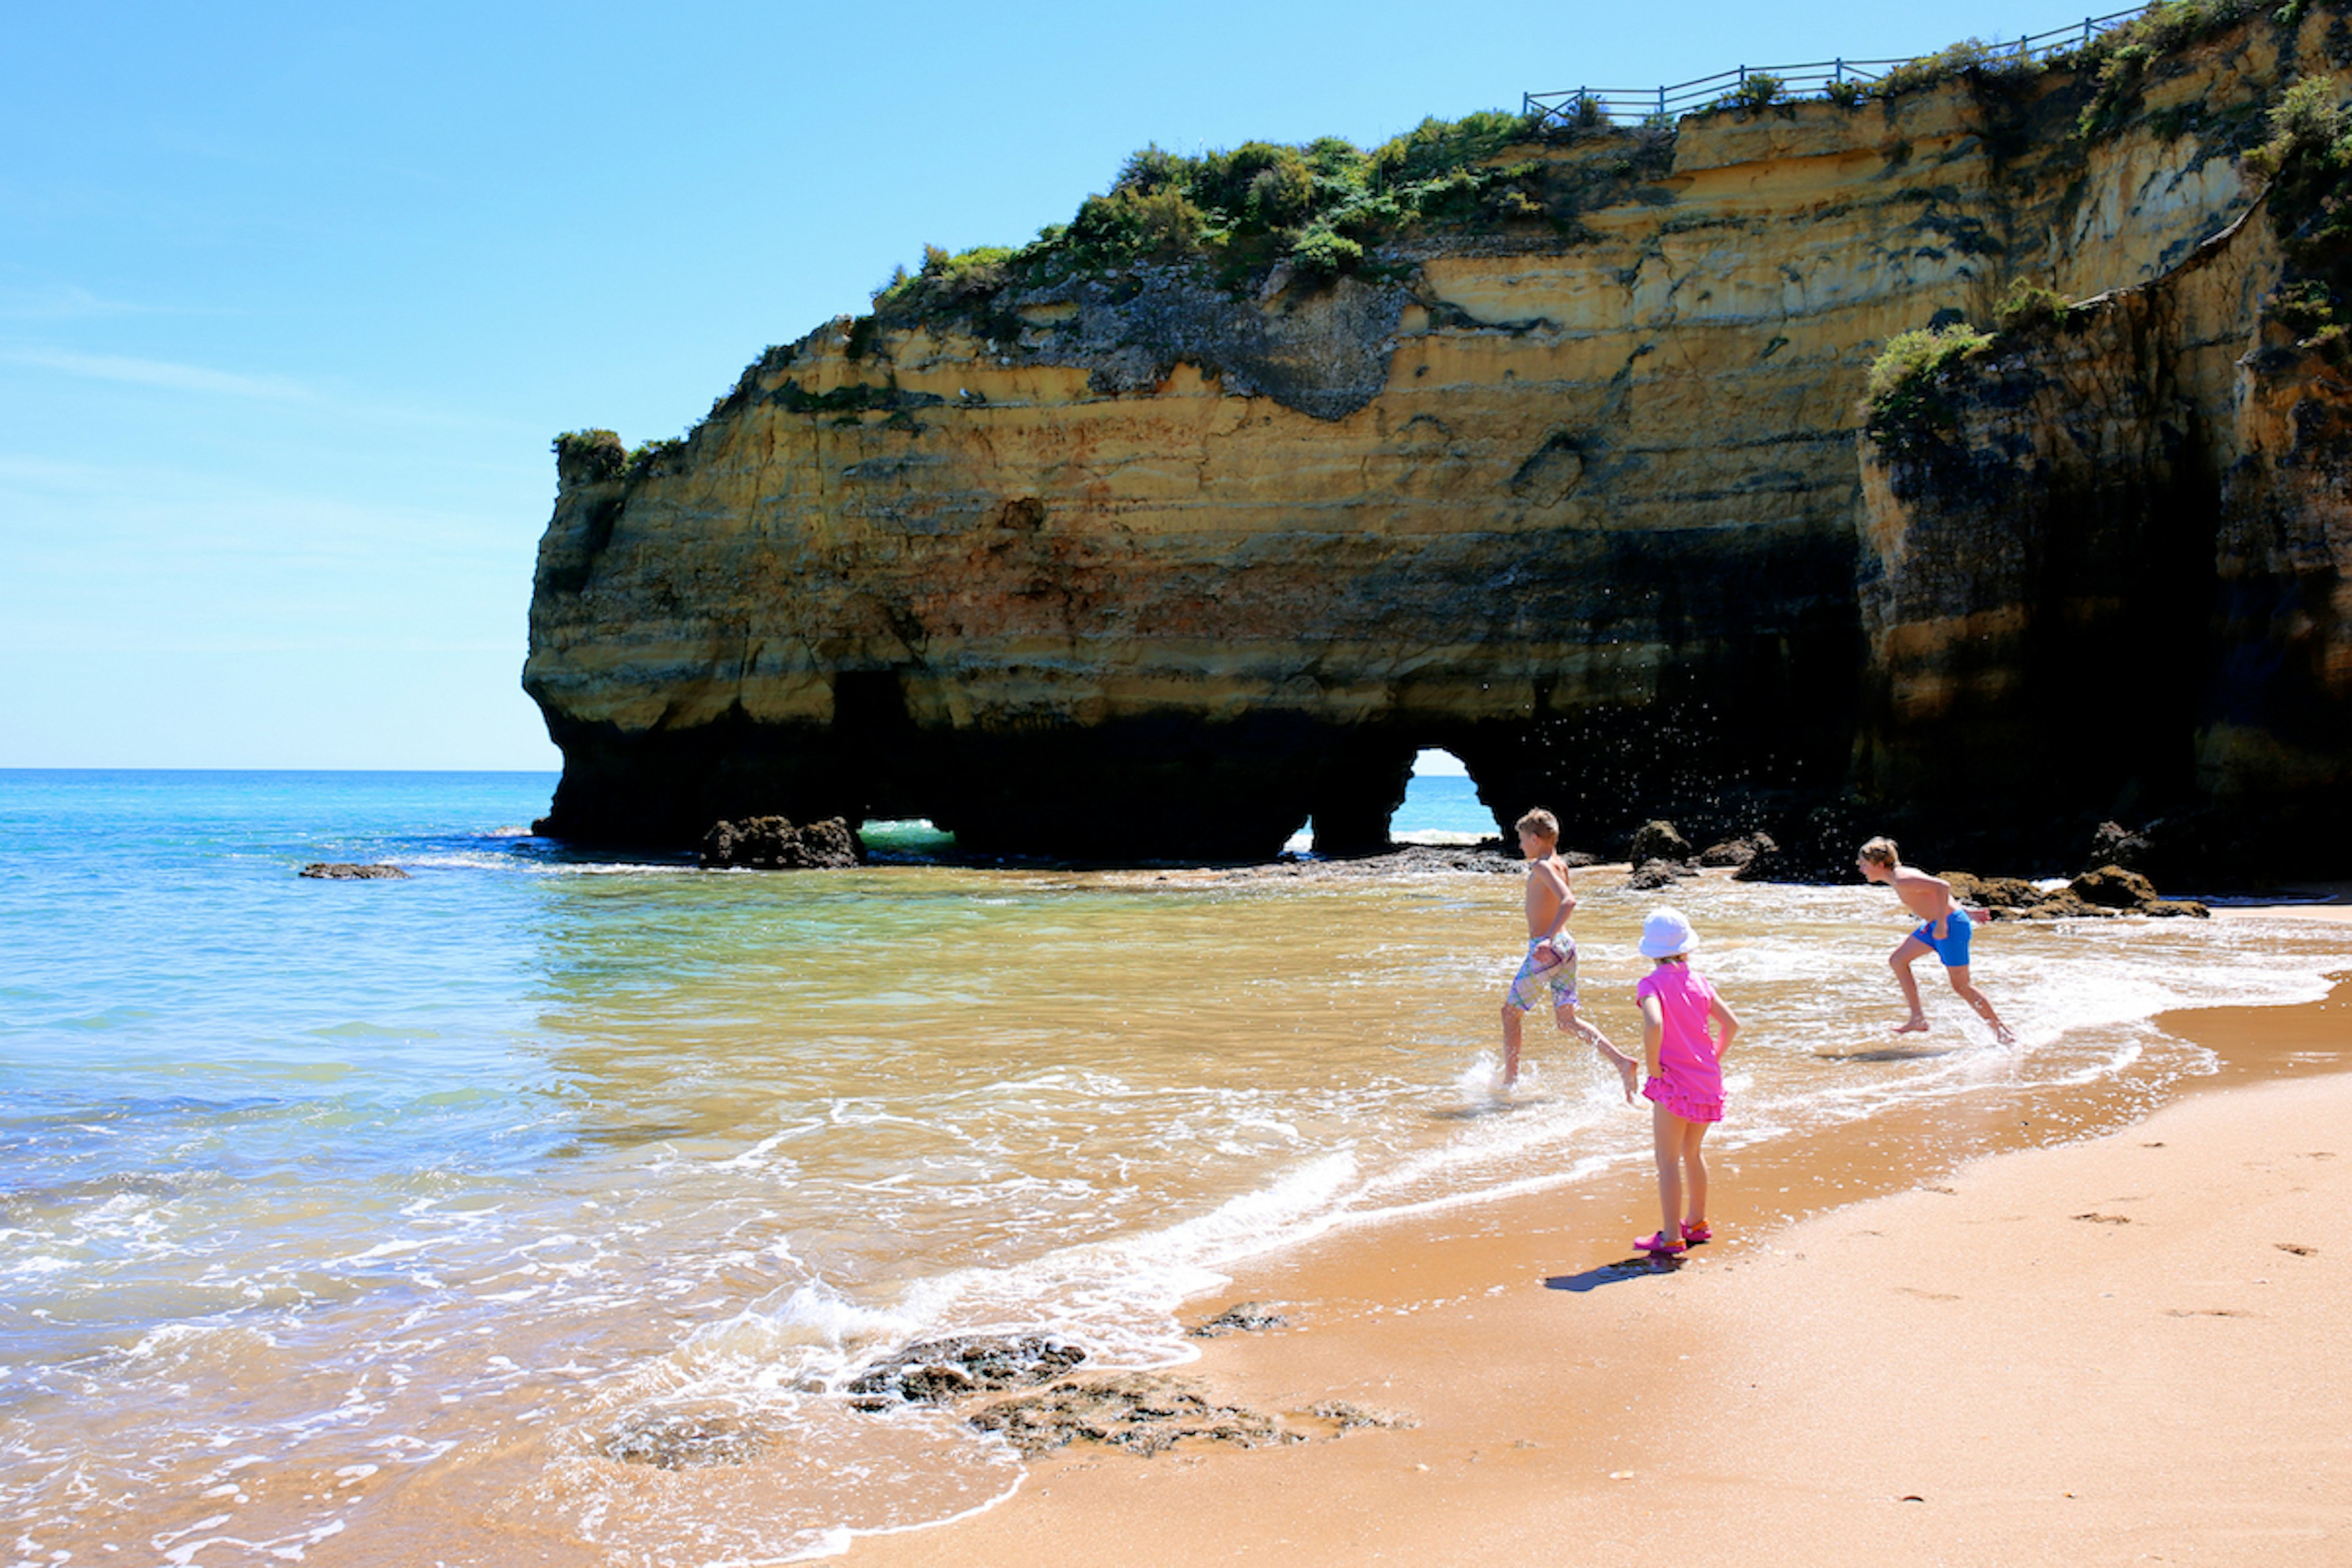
top-left (527, 14), bottom-right (2341, 864)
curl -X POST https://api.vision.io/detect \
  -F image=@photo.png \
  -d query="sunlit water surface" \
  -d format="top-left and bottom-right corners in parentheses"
top-left (3, 771), bottom-right (2346, 1565)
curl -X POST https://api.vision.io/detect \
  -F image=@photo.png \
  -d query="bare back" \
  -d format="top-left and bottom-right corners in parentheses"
top-left (1889, 864), bottom-right (1955, 924)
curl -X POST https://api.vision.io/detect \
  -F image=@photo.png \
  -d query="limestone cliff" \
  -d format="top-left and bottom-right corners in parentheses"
top-left (527, 6), bottom-right (2351, 868)
top-left (1858, 17), bottom-right (2352, 878)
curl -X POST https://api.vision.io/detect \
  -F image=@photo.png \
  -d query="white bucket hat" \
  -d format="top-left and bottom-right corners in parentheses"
top-left (1637, 907), bottom-right (1699, 959)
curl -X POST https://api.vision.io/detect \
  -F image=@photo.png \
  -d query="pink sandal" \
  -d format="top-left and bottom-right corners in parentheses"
top-left (1680, 1219), bottom-right (1712, 1245)
top-left (1634, 1230), bottom-right (1686, 1256)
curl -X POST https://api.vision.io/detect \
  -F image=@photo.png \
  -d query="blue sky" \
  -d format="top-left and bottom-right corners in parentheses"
top-left (2, 0), bottom-right (2073, 769)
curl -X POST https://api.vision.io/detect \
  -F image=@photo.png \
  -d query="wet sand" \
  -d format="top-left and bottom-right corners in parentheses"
top-left (849, 918), bottom-right (2352, 1567)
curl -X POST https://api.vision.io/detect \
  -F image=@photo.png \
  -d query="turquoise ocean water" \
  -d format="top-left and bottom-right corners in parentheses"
top-left (4, 769), bottom-right (2346, 1566)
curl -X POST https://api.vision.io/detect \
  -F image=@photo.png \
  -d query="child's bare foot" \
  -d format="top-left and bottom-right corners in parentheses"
top-left (1994, 1022), bottom-right (2018, 1045)
top-left (1893, 1017), bottom-right (1930, 1035)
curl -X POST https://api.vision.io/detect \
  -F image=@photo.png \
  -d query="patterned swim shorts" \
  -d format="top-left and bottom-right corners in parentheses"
top-left (1502, 935), bottom-right (1580, 1013)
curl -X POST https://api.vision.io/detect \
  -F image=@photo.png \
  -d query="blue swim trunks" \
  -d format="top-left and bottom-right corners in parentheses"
top-left (1503, 933), bottom-right (1580, 1012)
top-left (1912, 907), bottom-right (1975, 968)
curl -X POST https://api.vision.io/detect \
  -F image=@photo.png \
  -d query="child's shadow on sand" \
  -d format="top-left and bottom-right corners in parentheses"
top-left (1429, 1093), bottom-right (1544, 1121)
top-left (1815, 1044), bottom-right (1964, 1063)
top-left (1545, 1256), bottom-right (1685, 1291)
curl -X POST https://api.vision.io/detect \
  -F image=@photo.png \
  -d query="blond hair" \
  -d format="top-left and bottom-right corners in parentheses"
top-left (1515, 809), bottom-right (1560, 843)
top-left (1858, 835), bottom-right (1901, 867)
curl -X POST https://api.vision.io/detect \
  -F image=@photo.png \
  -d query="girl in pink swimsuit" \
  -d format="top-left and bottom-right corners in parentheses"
top-left (1631, 907), bottom-right (1741, 1256)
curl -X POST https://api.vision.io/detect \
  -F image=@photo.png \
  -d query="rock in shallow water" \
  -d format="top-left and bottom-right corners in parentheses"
top-left (1697, 832), bottom-right (1776, 869)
top-left (600, 1409), bottom-right (771, 1469)
top-left (1944, 865), bottom-right (2207, 920)
top-left (1626, 821), bottom-right (1692, 865)
top-left (968, 1373), bottom-right (1298, 1457)
top-left (299, 863), bottom-right (409, 880)
top-left (1625, 858), bottom-right (1698, 892)
top-left (1188, 1301), bottom-right (1287, 1338)
top-left (698, 816), bottom-right (864, 870)
top-left (844, 1333), bottom-right (1086, 1411)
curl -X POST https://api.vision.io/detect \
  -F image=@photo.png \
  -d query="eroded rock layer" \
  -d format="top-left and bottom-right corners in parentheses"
top-left (527, 12), bottom-right (2348, 865)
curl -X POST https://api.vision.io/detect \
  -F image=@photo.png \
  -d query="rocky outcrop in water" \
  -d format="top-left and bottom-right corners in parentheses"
top-left (526, 9), bottom-right (2351, 875)
top-left (1945, 865), bottom-right (2209, 919)
top-left (843, 1334), bottom-right (1086, 1411)
top-left (600, 1409), bottom-right (771, 1469)
top-left (967, 1373), bottom-right (1300, 1457)
top-left (697, 815), bottom-right (864, 870)
top-left (300, 863), bottom-right (409, 880)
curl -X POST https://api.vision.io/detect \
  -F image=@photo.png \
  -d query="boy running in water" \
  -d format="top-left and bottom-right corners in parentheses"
top-left (1501, 809), bottom-right (1641, 1093)
top-left (1856, 836), bottom-right (2016, 1044)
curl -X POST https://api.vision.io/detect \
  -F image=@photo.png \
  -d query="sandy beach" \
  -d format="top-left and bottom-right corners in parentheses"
top-left (851, 911), bottom-right (2351, 1567)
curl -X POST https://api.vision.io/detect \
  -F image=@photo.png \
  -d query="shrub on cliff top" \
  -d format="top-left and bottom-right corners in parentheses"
top-left (1864, 323), bottom-right (1998, 453)
top-left (1992, 278), bottom-right (2073, 330)
top-left (1710, 72), bottom-right (1788, 114)
top-left (624, 437), bottom-right (687, 484)
top-left (553, 428), bottom-right (625, 484)
top-left (1872, 37), bottom-right (2038, 102)
top-left (1866, 323), bottom-right (1996, 403)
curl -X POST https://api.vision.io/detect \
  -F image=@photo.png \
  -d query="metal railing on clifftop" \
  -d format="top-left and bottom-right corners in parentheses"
top-left (1525, 6), bottom-right (2145, 127)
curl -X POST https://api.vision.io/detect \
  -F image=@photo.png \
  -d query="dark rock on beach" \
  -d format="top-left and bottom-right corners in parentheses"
top-left (844, 1333), bottom-right (1086, 1411)
top-left (1189, 1301), bottom-right (1287, 1338)
top-left (1305, 1398), bottom-right (1420, 1436)
top-left (1626, 820), bottom-right (1692, 866)
top-left (1697, 832), bottom-right (1776, 869)
top-left (299, 863), bottom-right (409, 880)
top-left (1732, 800), bottom-right (1873, 885)
top-left (1625, 858), bottom-right (1697, 892)
top-left (1943, 866), bottom-right (2208, 921)
top-left (967, 1373), bottom-right (1299, 1458)
top-left (698, 815), bottom-right (864, 870)
top-left (2070, 864), bottom-right (2165, 909)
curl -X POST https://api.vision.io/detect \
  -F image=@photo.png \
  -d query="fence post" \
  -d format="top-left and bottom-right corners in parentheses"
top-left (1738, 63), bottom-right (1747, 85)
top-left (1658, 84), bottom-right (1667, 119)
top-left (1834, 57), bottom-right (1844, 83)
top-left (2083, 15), bottom-right (2093, 48)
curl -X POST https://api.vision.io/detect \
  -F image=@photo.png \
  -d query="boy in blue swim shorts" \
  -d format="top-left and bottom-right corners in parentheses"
top-left (1856, 837), bottom-right (2016, 1044)
top-left (1500, 809), bottom-right (1642, 1093)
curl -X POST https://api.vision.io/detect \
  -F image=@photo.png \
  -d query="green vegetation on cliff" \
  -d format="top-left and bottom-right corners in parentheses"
top-left (2247, 75), bottom-right (2352, 351)
top-left (1863, 323), bottom-right (2001, 455)
top-left (865, 108), bottom-right (1672, 334)
top-left (1864, 1), bottom-right (2351, 446)
top-left (553, 427), bottom-right (691, 485)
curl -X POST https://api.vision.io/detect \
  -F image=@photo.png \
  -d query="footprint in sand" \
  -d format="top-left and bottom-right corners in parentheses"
top-left (2071, 1212), bottom-right (2132, 1224)
top-left (2275, 1242), bottom-right (2318, 1256)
